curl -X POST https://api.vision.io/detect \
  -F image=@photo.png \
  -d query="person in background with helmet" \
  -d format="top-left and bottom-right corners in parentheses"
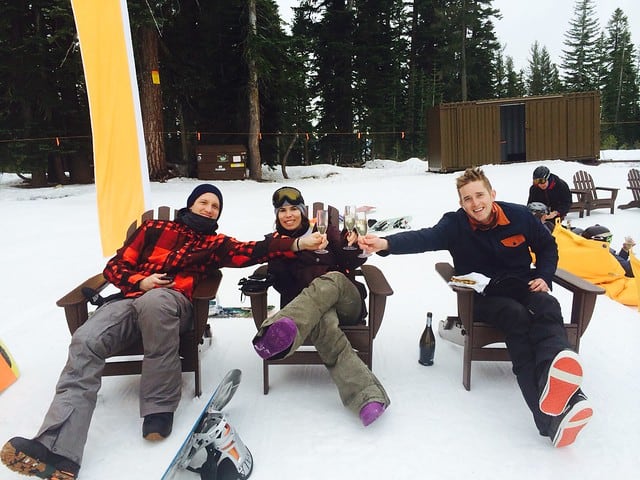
top-left (582, 225), bottom-right (635, 277)
top-left (527, 202), bottom-right (556, 232)
top-left (527, 166), bottom-right (572, 221)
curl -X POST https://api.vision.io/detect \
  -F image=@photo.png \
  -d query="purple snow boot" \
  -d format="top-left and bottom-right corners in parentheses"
top-left (359, 402), bottom-right (386, 427)
top-left (253, 317), bottom-right (297, 359)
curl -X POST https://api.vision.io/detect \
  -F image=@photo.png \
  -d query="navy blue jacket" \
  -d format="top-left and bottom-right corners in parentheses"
top-left (382, 201), bottom-right (559, 287)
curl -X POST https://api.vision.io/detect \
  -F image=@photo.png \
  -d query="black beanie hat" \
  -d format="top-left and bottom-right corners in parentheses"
top-left (187, 184), bottom-right (223, 214)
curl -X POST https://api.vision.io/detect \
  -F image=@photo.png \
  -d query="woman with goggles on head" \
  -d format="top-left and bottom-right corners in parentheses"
top-left (252, 186), bottom-right (390, 427)
top-left (527, 166), bottom-right (572, 221)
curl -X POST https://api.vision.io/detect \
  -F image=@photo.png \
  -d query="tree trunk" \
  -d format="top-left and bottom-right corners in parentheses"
top-left (247, 0), bottom-right (262, 181)
top-left (280, 133), bottom-right (298, 180)
top-left (460, 2), bottom-right (468, 102)
top-left (69, 152), bottom-right (93, 184)
top-left (406, 1), bottom-right (418, 153)
top-left (139, 26), bottom-right (167, 181)
top-left (47, 152), bottom-right (69, 184)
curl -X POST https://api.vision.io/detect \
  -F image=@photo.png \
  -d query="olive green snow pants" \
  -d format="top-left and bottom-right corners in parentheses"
top-left (254, 271), bottom-right (390, 414)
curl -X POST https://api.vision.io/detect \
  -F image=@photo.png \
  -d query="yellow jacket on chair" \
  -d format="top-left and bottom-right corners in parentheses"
top-left (553, 226), bottom-right (638, 307)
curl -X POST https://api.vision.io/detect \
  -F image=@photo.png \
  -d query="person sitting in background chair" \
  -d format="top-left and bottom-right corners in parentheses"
top-left (582, 225), bottom-right (635, 277)
top-left (527, 166), bottom-right (572, 221)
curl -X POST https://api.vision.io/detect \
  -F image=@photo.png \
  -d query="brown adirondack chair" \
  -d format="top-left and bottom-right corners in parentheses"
top-left (572, 170), bottom-right (619, 215)
top-left (618, 168), bottom-right (640, 210)
top-left (56, 206), bottom-right (222, 397)
top-left (568, 189), bottom-right (588, 218)
top-left (244, 202), bottom-right (394, 394)
top-left (435, 262), bottom-right (604, 391)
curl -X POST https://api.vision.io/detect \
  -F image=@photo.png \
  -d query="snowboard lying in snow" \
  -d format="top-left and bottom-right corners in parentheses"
top-left (369, 216), bottom-right (412, 232)
top-left (161, 369), bottom-right (253, 480)
top-left (208, 303), bottom-right (275, 318)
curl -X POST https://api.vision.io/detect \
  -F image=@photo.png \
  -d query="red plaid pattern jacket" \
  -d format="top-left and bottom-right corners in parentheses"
top-left (104, 219), bottom-right (295, 300)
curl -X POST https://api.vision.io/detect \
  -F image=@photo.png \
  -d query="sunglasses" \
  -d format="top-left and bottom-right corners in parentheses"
top-left (272, 187), bottom-right (304, 208)
top-left (533, 177), bottom-right (549, 185)
top-left (592, 234), bottom-right (613, 243)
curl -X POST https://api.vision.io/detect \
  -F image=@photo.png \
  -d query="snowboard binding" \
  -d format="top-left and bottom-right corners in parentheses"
top-left (186, 411), bottom-right (253, 480)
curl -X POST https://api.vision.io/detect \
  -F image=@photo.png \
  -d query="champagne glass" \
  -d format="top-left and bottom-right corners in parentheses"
top-left (343, 205), bottom-right (357, 250)
top-left (314, 209), bottom-right (329, 254)
top-left (355, 210), bottom-right (371, 258)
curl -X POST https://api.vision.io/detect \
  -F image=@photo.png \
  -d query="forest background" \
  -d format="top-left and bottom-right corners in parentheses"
top-left (0, 0), bottom-right (638, 186)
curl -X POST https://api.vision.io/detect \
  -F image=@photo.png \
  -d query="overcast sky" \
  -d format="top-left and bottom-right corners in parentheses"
top-left (275, 0), bottom-right (640, 72)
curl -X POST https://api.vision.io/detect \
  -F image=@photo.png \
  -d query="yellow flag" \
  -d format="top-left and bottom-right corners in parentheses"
top-left (71, 0), bottom-right (150, 256)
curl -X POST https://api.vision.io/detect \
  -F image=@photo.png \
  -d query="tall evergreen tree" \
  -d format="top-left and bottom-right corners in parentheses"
top-left (560, 0), bottom-right (600, 92)
top-left (285, 2), bottom-right (319, 167)
top-left (309, 0), bottom-right (356, 165)
top-left (494, 52), bottom-right (525, 98)
top-left (600, 8), bottom-right (640, 147)
top-left (352, 0), bottom-right (407, 160)
top-left (526, 42), bottom-right (562, 95)
top-left (437, 0), bottom-right (501, 102)
top-left (406, 0), bottom-right (444, 157)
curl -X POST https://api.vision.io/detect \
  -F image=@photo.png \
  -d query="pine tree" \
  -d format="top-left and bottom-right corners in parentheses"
top-left (599, 8), bottom-right (640, 148)
top-left (526, 42), bottom-right (562, 95)
top-left (307, 0), bottom-right (357, 165)
top-left (560, 0), bottom-right (600, 92)
top-left (352, 0), bottom-right (407, 160)
top-left (436, 0), bottom-right (501, 102)
top-left (0, 0), bottom-right (89, 185)
top-left (505, 57), bottom-right (526, 97)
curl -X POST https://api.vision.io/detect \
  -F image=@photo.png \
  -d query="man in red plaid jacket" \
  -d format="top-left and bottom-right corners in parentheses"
top-left (1, 184), bottom-right (325, 480)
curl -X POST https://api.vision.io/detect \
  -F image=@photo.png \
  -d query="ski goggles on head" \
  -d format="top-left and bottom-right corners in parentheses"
top-left (592, 233), bottom-right (613, 243)
top-left (272, 187), bottom-right (304, 208)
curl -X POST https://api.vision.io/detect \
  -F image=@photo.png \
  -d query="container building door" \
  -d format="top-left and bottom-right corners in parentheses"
top-left (500, 103), bottom-right (526, 163)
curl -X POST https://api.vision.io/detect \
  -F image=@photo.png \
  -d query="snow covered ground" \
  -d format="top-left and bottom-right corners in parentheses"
top-left (1, 151), bottom-right (639, 479)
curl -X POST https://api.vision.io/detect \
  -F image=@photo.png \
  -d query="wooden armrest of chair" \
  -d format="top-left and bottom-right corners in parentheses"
top-left (552, 268), bottom-right (604, 333)
top-left (192, 270), bottom-right (223, 341)
top-left (552, 268), bottom-right (603, 295)
top-left (594, 187), bottom-right (619, 193)
top-left (192, 270), bottom-right (222, 302)
top-left (359, 265), bottom-right (393, 338)
top-left (435, 262), bottom-right (455, 283)
top-left (436, 262), bottom-right (476, 332)
top-left (56, 273), bottom-right (109, 333)
top-left (56, 273), bottom-right (109, 308)
top-left (359, 264), bottom-right (393, 297)
top-left (243, 265), bottom-right (271, 298)
top-left (246, 265), bottom-right (271, 329)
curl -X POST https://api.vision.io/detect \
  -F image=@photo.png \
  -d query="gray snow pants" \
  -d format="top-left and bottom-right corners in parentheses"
top-left (34, 287), bottom-right (193, 465)
top-left (253, 271), bottom-right (390, 414)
